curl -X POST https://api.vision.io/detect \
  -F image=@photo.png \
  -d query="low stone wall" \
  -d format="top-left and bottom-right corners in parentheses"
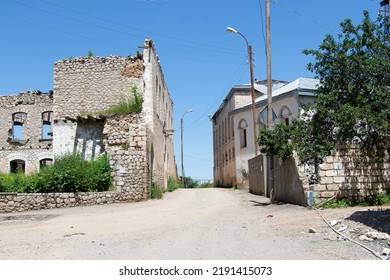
top-left (310, 147), bottom-right (390, 202)
top-left (0, 191), bottom-right (144, 213)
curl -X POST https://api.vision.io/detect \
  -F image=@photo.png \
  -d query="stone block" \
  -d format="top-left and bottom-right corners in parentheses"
top-left (320, 177), bottom-right (333, 184)
top-left (325, 170), bottom-right (338, 177)
top-left (326, 184), bottom-right (340, 191)
top-left (333, 176), bottom-right (345, 183)
top-left (320, 163), bottom-right (333, 171)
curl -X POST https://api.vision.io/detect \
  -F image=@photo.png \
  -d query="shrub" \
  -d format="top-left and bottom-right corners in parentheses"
top-left (166, 177), bottom-right (182, 192)
top-left (97, 85), bottom-right (143, 115)
top-left (151, 182), bottom-right (163, 199)
top-left (0, 154), bottom-right (112, 193)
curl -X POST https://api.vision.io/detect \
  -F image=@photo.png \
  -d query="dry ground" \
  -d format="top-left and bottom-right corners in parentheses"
top-left (0, 188), bottom-right (389, 260)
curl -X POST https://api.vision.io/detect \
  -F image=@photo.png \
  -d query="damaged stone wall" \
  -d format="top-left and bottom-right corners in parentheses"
top-left (142, 40), bottom-right (177, 188)
top-left (103, 114), bottom-right (150, 198)
top-left (53, 56), bottom-right (144, 120)
top-left (1, 40), bottom-right (177, 213)
top-left (0, 91), bottom-right (53, 174)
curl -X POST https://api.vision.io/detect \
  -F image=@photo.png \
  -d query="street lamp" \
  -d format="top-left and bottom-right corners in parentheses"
top-left (181, 108), bottom-right (193, 187)
top-left (226, 27), bottom-right (258, 156)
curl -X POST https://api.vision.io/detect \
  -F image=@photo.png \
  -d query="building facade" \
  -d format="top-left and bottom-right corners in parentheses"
top-left (212, 77), bottom-right (319, 189)
top-left (0, 90), bottom-right (54, 175)
top-left (0, 39), bottom-right (177, 196)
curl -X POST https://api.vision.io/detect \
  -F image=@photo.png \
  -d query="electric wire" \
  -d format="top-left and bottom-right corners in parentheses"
top-left (258, 0), bottom-right (267, 57)
top-left (185, 58), bottom-right (248, 129)
top-left (38, 0), bottom-right (244, 54)
top-left (8, 0), bottom-right (244, 55)
top-left (313, 196), bottom-right (384, 260)
top-left (273, 0), bottom-right (333, 32)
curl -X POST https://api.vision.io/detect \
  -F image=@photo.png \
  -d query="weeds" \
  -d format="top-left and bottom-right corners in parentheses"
top-left (319, 192), bottom-right (390, 208)
top-left (151, 182), bottom-right (163, 199)
top-left (99, 85), bottom-right (143, 115)
top-left (0, 154), bottom-right (112, 193)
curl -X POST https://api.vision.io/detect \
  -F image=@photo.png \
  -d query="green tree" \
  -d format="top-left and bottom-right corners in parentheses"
top-left (300, 11), bottom-right (390, 164)
top-left (257, 124), bottom-right (293, 162)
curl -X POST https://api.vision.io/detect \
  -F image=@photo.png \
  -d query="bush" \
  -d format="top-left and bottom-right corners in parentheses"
top-left (166, 177), bottom-right (182, 192)
top-left (0, 154), bottom-right (112, 193)
top-left (151, 182), bottom-right (163, 199)
top-left (97, 85), bottom-right (143, 115)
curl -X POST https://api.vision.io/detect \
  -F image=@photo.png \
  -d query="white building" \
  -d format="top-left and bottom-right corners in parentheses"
top-left (212, 77), bottom-right (319, 189)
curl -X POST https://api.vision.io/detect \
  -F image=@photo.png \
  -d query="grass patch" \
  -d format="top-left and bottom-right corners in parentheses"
top-left (319, 192), bottom-right (390, 208)
top-left (95, 85), bottom-right (143, 116)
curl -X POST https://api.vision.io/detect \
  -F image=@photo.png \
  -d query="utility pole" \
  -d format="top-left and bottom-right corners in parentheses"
top-left (226, 27), bottom-right (258, 156)
top-left (248, 45), bottom-right (258, 156)
top-left (265, 0), bottom-right (275, 203)
top-left (180, 109), bottom-right (192, 187)
top-left (266, 0), bottom-right (272, 129)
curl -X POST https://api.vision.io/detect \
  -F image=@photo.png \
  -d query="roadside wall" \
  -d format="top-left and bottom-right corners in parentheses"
top-left (310, 147), bottom-right (390, 202)
top-left (273, 156), bottom-right (309, 206)
top-left (0, 192), bottom-right (138, 213)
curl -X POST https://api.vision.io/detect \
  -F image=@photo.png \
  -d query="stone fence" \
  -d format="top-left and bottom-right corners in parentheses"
top-left (0, 191), bottom-right (145, 213)
top-left (308, 147), bottom-right (390, 202)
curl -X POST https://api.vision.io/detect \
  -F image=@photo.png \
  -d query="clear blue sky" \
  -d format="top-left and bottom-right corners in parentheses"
top-left (0, 0), bottom-right (381, 180)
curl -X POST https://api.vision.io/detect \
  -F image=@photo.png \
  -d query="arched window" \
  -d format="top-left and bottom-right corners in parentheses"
top-left (257, 114), bottom-right (266, 131)
top-left (40, 158), bottom-right (53, 170)
top-left (238, 119), bottom-right (248, 148)
top-left (279, 105), bottom-right (292, 126)
top-left (42, 111), bottom-right (53, 140)
top-left (10, 159), bottom-right (25, 174)
top-left (12, 112), bottom-right (27, 141)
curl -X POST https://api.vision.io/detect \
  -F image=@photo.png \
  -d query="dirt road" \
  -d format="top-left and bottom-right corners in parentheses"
top-left (0, 188), bottom-right (388, 260)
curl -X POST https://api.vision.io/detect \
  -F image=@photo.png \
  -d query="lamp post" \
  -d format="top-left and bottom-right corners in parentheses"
top-left (181, 109), bottom-right (193, 187)
top-left (226, 27), bottom-right (258, 156)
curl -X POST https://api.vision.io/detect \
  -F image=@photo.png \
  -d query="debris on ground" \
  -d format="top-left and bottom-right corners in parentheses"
top-left (309, 227), bottom-right (317, 233)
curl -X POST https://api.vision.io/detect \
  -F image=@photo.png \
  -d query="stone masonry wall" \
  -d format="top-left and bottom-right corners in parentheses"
top-left (53, 56), bottom-right (144, 120)
top-left (0, 114), bottom-right (150, 213)
top-left (310, 147), bottom-right (390, 203)
top-left (0, 192), bottom-right (135, 213)
top-left (142, 40), bottom-right (177, 188)
top-left (103, 114), bottom-right (150, 197)
top-left (0, 91), bottom-right (53, 174)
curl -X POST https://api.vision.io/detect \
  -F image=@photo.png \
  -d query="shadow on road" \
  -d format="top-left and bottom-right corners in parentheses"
top-left (346, 208), bottom-right (390, 234)
top-left (250, 200), bottom-right (271, 207)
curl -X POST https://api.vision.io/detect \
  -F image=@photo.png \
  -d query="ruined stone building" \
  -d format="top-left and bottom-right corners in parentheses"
top-left (0, 90), bottom-right (54, 174)
top-left (0, 39), bottom-right (177, 203)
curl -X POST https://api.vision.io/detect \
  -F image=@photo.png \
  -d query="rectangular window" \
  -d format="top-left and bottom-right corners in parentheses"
top-left (42, 111), bottom-right (53, 140)
top-left (12, 112), bottom-right (27, 141)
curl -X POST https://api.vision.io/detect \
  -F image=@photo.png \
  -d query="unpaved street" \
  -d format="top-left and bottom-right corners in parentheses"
top-left (0, 188), bottom-right (387, 260)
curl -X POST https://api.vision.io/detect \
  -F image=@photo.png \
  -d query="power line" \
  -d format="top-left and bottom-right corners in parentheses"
top-left (8, 0), bottom-right (243, 55)
top-left (258, 0), bottom-right (267, 57)
top-left (185, 58), bottom-right (248, 129)
top-left (0, 12), bottom-right (131, 49)
top-left (0, 12), bottom-right (242, 66)
top-left (273, 0), bottom-right (333, 32)
top-left (39, 0), bottom-right (243, 54)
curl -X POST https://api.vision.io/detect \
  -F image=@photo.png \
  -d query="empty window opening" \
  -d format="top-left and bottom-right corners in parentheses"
top-left (238, 119), bottom-right (248, 148)
top-left (42, 111), bottom-right (53, 140)
top-left (10, 159), bottom-right (25, 174)
top-left (280, 106), bottom-right (292, 126)
top-left (12, 112), bottom-right (27, 141)
top-left (40, 158), bottom-right (53, 170)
